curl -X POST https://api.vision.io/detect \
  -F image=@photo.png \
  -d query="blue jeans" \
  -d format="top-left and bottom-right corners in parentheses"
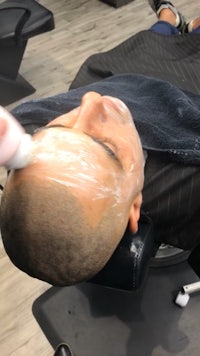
top-left (150, 20), bottom-right (200, 35)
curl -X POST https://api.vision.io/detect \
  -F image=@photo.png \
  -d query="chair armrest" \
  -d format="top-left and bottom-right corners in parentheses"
top-left (0, 3), bottom-right (31, 43)
top-left (89, 215), bottom-right (155, 291)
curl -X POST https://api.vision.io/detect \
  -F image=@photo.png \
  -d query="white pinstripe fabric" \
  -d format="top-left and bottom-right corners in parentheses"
top-left (142, 151), bottom-right (200, 249)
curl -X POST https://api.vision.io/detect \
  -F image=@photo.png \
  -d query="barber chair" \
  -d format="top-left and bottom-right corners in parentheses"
top-left (0, 0), bottom-right (54, 106)
top-left (32, 214), bottom-right (200, 356)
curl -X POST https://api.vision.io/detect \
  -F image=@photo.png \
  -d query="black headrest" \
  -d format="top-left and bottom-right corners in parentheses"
top-left (89, 214), bottom-right (155, 291)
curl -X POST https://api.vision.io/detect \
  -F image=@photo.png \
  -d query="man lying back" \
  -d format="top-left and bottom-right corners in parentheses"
top-left (1, 1), bottom-right (200, 286)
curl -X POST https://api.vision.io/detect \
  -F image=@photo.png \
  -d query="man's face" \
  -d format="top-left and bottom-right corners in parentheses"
top-left (16, 91), bottom-right (144, 229)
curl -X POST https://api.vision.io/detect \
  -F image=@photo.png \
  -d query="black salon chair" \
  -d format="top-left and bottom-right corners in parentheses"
top-left (52, 215), bottom-right (157, 356)
top-left (33, 214), bottom-right (195, 356)
top-left (0, 0), bottom-right (54, 106)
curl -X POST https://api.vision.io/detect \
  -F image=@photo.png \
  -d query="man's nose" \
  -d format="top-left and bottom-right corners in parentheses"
top-left (82, 91), bottom-right (102, 103)
top-left (73, 92), bottom-right (105, 131)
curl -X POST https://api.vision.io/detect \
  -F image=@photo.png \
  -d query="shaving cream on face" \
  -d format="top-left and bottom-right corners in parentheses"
top-left (0, 106), bottom-right (33, 170)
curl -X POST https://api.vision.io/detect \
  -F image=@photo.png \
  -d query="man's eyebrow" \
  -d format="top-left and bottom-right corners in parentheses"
top-left (92, 138), bottom-right (121, 166)
top-left (33, 124), bottom-right (65, 133)
top-left (35, 124), bottom-right (121, 167)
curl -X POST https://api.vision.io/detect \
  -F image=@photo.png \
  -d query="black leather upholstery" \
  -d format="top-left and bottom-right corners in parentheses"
top-left (0, 0), bottom-right (54, 45)
top-left (54, 344), bottom-right (73, 356)
top-left (188, 244), bottom-right (200, 278)
top-left (100, 0), bottom-right (134, 8)
top-left (0, 0), bottom-right (54, 105)
top-left (90, 215), bottom-right (156, 291)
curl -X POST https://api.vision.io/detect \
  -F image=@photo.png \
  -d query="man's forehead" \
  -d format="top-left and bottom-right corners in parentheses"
top-left (31, 130), bottom-right (98, 170)
top-left (34, 125), bottom-right (93, 148)
top-left (12, 126), bottom-right (128, 204)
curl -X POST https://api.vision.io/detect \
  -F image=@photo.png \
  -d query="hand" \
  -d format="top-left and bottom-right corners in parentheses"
top-left (0, 118), bottom-right (8, 138)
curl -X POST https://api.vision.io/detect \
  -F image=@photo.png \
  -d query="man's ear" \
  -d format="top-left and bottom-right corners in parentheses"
top-left (129, 193), bottom-right (142, 233)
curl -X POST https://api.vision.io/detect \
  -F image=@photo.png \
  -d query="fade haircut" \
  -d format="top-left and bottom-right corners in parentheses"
top-left (0, 176), bottom-right (125, 286)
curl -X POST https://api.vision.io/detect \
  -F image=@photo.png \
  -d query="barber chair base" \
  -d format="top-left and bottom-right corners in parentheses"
top-left (100, 0), bottom-right (134, 7)
top-left (0, 73), bottom-right (35, 106)
top-left (33, 261), bottom-right (200, 356)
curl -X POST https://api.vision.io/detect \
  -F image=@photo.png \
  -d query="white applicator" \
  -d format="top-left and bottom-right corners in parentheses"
top-left (0, 106), bottom-right (33, 170)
